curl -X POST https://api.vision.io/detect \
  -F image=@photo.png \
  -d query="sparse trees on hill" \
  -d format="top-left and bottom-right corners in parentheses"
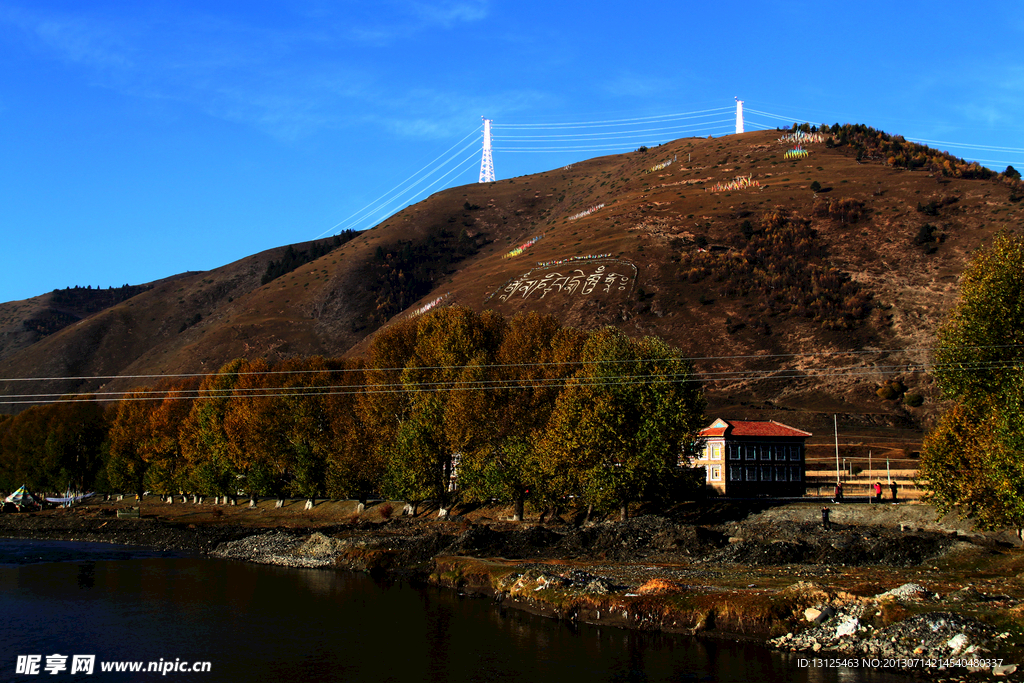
top-left (682, 208), bottom-right (871, 329)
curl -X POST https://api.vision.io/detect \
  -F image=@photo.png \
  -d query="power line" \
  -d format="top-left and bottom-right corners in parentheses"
top-left (2, 344), bottom-right (1019, 384)
top-left (319, 131), bottom-right (482, 236)
top-left (497, 106), bottom-right (733, 129)
top-left (743, 106), bottom-right (1023, 165)
top-left (0, 360), bottom-right (945, 401)
top-left (2, 354), bottom-right (1021, 406)
top-left (494, 118), bottom-right (735, 141)
top-left (904, 137), bottom-right (1024, 154)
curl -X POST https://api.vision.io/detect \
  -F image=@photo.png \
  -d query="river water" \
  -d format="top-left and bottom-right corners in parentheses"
top-left (0, 539), bottom-right (907, 682)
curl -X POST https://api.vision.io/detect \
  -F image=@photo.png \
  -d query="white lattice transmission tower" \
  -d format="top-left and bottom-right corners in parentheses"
top-left (735, 97), bottom-right (744, 134)
top-left (479, 117), bottom-right (495, 183)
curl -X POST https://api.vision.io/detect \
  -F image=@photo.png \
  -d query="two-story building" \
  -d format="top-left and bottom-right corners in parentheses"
top-left (691, 418), bottom-right (811, 497)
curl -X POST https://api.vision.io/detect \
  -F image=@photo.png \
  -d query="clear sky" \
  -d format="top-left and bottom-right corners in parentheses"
top-left (2, 1), bottom-right (1022, 304)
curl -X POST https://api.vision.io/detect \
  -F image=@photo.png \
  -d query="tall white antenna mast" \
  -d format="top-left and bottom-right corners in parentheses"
top-left (735, 98), bottom-right (744, 134)
top-left (479, 117), bottom-right (495, 183)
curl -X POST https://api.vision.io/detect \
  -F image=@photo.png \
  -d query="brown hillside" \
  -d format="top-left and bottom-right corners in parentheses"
top-left (2, 127), bottom-right (1021, 446)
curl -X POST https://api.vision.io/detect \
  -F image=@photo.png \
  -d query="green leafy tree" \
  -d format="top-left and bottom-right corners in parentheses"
top-left (923, 232), bottom-right (1024, 534)
top-left (180, 360), bottom-right (244, 500)
top-left (41, 401), bottom-right (107, 492)
top-left (541, 328), bottom-right (705, 521)
top-left (397, 306), bottom-right (504, 515)
top-left (451, 313), bottom-right (586, 520)
top-left (933, 233), bottom-right (1024, 398)
top-left (357, 316), bottom-right (421, 504)
top-left (383, 397), bottom-right (447, 514)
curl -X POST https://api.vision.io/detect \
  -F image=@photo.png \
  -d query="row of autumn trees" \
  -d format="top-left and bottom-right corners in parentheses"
top-left (1, 309), bottom-right (706, 520)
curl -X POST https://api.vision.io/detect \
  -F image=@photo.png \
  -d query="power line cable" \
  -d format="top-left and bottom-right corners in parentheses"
top-left (498, 106), bottom-right (733, 129)
top-left (494, 118), bottom-right (735, 141)
top-left (3, 355), bottom-right (1022, 406)
top-left (315, 125), bottom-right (482, 237)
top-left (352, 148), bottom-right (480, 231)
top-left (2, 344), bottom-right (1019, 384)
top-left (324, 135), bottom-right (482, 235)
top-left (0, 360), bottom-right (945, 400)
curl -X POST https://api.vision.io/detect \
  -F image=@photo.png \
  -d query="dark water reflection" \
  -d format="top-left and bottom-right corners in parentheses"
top-left (0, 540), bottom-right (907, 682)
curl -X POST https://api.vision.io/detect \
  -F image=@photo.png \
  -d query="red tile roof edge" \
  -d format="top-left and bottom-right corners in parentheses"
top-left (698, 419), bottom-right (812, 439)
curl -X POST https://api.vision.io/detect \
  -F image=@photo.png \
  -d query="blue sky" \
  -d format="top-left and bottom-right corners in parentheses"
top-left (2, 1), bottom-right (1022, 304)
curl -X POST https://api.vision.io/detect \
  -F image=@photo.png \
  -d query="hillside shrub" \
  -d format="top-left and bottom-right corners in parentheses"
top-left (903, 393), bottom-right (924, 407)
top-left (812, 197), bottom-right (864, 224)
top-left (262, 231), bottom-right (357, 286)
top-left (49, 284), bottom-right (153, 315)
top-left (876, 385), bottom-right (898, 400)
top-left (364, 225), bottom-right (487, 324)
top-left (829, 123), bottom-right (993, 179)
top-left (681, 208), bottom-right (871, 329)
top-left (876, 380), bottom-right (906, 401)
top-left (914, 224), bottom-right (939, 249)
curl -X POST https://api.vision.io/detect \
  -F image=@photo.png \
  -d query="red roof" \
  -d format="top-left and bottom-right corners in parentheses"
top-left (699, 418), bottom-right (812, 439)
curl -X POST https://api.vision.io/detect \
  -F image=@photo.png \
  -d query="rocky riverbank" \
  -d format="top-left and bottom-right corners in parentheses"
top-left (3, 497), bottom-right (1023, 679)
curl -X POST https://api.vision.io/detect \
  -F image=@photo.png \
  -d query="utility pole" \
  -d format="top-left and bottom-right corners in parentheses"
top-left (834, 415), bottom-right (840, 484)
top-left (735, 97), bottom-right (744, 134)
top-left (479, 117), bottom-right (495, 183)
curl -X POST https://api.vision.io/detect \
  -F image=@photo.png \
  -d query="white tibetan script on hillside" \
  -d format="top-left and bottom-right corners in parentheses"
top-left (487, 258), bottom-right (637, 304)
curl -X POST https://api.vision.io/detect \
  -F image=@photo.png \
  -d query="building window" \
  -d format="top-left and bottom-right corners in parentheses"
top-left (790, 446), bottom-right (801, 461)
top-left (790, 466), bottom-right (802, 481)
top-left (774, 446), bottom-right (786, 461)
top-left (711, 466), bottom-right (721, 481)
top-left (760, 445), bottom-right (771, 461)
top-left (760, 465), bottom-right (772, 481)
top-left (729, 465), bottom-right (742, 481)
top-left (745, 466), bottom-right (757, 481)
top-left (711, 444), bottom-right (722, 460)
top-left (727, 444), bottom-right (739, 460)
top-left (744, 445), bottom-right (756, 461)
top-left (774, 467), bottom-right (787, 481)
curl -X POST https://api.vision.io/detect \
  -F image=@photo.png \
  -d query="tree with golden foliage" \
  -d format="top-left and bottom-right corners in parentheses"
top-left (448, 312), bottom-right (586, 521)
top-left (107, 390), bottom-right (153, 498)
top-left (387, 307), bottom-right (504, 516)
top-left (142, 378), bottom-right (198, 498)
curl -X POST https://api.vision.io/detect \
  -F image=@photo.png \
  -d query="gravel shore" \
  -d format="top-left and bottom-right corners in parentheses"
top-left (3, 497), bottom-right (1022, 678)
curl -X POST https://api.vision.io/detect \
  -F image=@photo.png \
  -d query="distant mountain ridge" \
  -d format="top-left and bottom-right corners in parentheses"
top-left (2, 125), bottom-right (1022, 442)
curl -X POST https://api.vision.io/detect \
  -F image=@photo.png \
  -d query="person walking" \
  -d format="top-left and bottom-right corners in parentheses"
top-left (821, 506), bottom-right (831, 530)
top-left (890, 481), bottom-right (898, 503)
top-left (833, 481), bottom-right (843, 503)
top-left (874, 481), bottom-right (883, 503)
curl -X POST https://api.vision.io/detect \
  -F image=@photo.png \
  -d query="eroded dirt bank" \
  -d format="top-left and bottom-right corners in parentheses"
top-left (3, 497), bottom-right (1023, 679)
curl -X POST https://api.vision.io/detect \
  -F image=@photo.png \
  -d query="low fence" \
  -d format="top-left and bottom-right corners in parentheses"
top-left (804, 472), bottom-right (925, 500)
